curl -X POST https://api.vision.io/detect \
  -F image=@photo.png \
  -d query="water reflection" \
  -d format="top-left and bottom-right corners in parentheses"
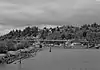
top-left (18, 63), bottom-right (22, 70)
top-left (0, 64), bottom-right (6, 69)
top-left (0, 48), bottom-right (100, 70)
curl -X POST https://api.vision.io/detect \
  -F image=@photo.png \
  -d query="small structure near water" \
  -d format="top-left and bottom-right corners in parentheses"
top-left (0, 54), bottom-right (6, 59)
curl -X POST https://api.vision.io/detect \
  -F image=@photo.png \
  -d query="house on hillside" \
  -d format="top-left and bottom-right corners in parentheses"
top-left (25, 36), bottom-right (38, 40)
top-left (95, 44), bottom-right (100, 49)
top-left (64, 39), bottom-right (87, 49)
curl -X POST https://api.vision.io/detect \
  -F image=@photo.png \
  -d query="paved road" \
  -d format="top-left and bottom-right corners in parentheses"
top-left (1, 48), bottom-right (100, 70)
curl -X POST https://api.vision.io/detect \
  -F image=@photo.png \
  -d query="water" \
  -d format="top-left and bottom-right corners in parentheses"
top-left (0, 48), bottom-right (100, 70)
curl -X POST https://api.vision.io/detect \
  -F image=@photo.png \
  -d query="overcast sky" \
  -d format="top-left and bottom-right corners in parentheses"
top-left (0, 0), bottom-right (100, 35)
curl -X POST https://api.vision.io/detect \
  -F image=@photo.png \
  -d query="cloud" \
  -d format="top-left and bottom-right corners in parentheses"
top-left (0, 1), bottom-right (65, 22)
top-left (0, 24), bottom-right (26, 35)
top-left (0, 0), bottom-right (100, 35)
top-left (38, 24), bottom-right (60, 29)
top-left (0, 24), bottom-right (14, 35)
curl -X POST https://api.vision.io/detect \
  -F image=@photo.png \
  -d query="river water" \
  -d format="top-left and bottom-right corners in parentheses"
top-left (0, 48), bottom-right (100, 70)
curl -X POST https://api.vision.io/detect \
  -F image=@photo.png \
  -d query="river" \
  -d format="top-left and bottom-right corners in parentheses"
top-left (0, 48), bottom-right (100, 70)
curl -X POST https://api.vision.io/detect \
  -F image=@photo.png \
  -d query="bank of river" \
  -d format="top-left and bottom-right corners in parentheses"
top-left (0, 47), bottom-right (42, 64)
top-left (0, 48), bottom-right (100, 70)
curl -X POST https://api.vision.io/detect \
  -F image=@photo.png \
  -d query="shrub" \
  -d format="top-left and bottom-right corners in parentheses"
top-left (16, 41), bottom-right (30, 50)
top-left (6, 41), bottom-right (17, 51)
top-left (0, 42), bottom-right (7, 53)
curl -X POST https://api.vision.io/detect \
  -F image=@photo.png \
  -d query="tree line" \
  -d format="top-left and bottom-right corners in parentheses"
top-left (0, 22), bottom-right (100, 45)
top-left (0, 40), bottom-right (31, 53)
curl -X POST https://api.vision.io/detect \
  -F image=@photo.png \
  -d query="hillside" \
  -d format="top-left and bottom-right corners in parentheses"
top-left (0, 22), bottom-right (100, 45)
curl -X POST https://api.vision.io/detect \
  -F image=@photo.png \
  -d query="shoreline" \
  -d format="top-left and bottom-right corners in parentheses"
top-left (0, 46), bottom-right (99, 64)
top-left (0, 48), bottom-right (42, 64)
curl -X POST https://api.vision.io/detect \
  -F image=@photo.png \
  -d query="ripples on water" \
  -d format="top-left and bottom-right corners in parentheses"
top-left (0, 48), bottom-right (100, 70)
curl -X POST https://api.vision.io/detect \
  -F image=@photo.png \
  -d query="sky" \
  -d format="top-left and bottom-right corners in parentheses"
top-left (0, 0), bottom-right (100, 35)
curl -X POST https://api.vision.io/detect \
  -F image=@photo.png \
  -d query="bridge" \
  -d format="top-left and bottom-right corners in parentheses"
top-left (13, 39), bottom-right (69, 42)
top-left (13, 39), bottom-right (88, 44)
